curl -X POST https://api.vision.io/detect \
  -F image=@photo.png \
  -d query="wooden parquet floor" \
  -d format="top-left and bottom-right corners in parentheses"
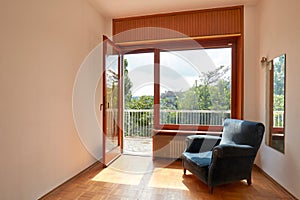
top-left (40, 155), bottom-right (295, 200)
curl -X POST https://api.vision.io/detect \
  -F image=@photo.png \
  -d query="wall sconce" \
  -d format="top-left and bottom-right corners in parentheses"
top-left (261, 56), bottom-right (271, 69)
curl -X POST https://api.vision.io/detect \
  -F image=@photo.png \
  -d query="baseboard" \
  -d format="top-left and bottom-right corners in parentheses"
top-left (38, 161), bottom-right (101, 199)
top-left (253, 164), bottom-right (298, 200)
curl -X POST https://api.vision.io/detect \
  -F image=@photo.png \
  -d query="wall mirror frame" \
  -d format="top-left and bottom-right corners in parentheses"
top-left (265, 54), bottom-right (286, 153)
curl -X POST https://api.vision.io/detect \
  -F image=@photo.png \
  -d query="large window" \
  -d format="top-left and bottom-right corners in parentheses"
top-left (152, 38), bottom-right (239, 132)
top-left (159, 48), bottom-right (231, 127)
top-left (121, 37), bottom-right (241, 133)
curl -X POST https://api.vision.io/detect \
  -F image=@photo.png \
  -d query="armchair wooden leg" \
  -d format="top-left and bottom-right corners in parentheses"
top-left (247, 178), bottom-right (252, 185)
top-left (209, 186), bottom-right (213, 194)
top-left (183, 168), bottom-right (186, 175)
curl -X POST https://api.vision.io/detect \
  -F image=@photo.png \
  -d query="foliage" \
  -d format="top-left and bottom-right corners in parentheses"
top-left (273, 54), bottom-right (285, 112)
top-left (209, 79), bottom-right (231, 110)
top-left (160, 91), bottom-right (181, 110)
top-left (177, 87), bottom-right (201, 110)
top-left (124, 59), bottom-right (133, 108)
top-left (176, 65), bottom-right (230, 111)
top-left (273, 55), bottom-right (285, 96)
top-left (106, 69), bottom-right (118, 108)
top-left (274, 94), bottom-right (284, 111)
top-left (199, 65), bottom-right (230, 86)
top-left (127, 95), bottom-right (153, 109)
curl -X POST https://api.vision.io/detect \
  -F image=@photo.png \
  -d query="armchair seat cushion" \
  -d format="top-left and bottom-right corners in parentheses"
top-left (182, 151), bottom-right (212, 168)
top-left (182, 151), bottom-right (212, 183)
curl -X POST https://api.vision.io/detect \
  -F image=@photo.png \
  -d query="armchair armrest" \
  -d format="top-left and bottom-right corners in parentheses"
top-left (185, 135), bottom-right (221, 153)
top-left (212, 144), bottom-right (256, 158)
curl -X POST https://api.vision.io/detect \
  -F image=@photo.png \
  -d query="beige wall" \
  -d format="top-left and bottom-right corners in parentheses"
top-left (243, 5), bottom-right (260, 121)
top-left (0, 0), bottom-right (106, 199)
top-left (1, 0), bottom-right (300, 199)
top-left (236, 2), bottom-right (300, 198)
top-left (254, 0), bottom-right (300, 198)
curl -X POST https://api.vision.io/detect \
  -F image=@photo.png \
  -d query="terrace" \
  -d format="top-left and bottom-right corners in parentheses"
top-left (122, 109), bottom-right (284, 155)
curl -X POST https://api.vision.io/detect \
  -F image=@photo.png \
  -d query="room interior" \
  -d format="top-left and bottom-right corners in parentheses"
top-left (1, 0), bottom-right (300, 199)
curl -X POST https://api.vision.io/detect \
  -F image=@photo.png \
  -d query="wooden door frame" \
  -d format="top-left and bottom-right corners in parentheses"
top-left (102, 35), bottom-right (123, 167)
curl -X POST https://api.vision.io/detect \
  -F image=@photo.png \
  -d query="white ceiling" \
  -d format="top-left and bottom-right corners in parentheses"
top-left (88, 0), bottom-right (258, 18)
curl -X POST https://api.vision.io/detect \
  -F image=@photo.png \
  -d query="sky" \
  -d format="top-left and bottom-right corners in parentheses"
top-left (122, 47), bottom-right (232, 96)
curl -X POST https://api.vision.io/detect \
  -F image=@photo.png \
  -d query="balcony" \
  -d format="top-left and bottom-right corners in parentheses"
top-left (122, 109), bottom-right (284, 156)
top-left (123, 109), bottom-right (284, 138)
top-left (124, 109), bottom-right (228, 138)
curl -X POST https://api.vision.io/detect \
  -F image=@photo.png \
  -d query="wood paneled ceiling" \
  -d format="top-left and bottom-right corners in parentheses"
top-left (88, 0), bottom-right (258, 18)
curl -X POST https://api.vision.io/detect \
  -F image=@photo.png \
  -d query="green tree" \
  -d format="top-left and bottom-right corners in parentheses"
top-left (178, 65), bottom-right (230, 111)
top-left (128, 95), bottom-right (153, 109)
top-left (209, 79), bottom-right (230, 110)
top-left (274, 55), bottom-right (285, 96)
top-left (200, 65), bottom-right (230, 86)
top-left (177, 87), bottom-right (200, 110)
top-left (274, 94), bottom-right (284, 111)
top-left (160, 91), bottom-right (179, 110)
top-left (106, 69), bottom-right (118, 109)
top-left (273, 54), bottom-right (285, 112)
top-left (124, 59), bottom-right (133, 108)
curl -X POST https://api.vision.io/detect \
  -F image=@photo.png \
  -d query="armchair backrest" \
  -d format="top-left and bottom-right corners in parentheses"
top-left (220, 119), bottom-right (265, 150)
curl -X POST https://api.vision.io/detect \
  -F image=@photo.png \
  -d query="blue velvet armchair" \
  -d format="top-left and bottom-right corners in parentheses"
top-left (182, 119), bottom-right (265, 193)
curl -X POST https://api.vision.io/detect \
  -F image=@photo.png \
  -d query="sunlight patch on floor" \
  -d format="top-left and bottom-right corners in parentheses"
top-left (148, 168), bottom-right (189, 191)
top-left (109, 155), bottom-right (154, 174)
top-left (92, 155), bottom-right (154, 185)
top-left (91, 167), bottom-right (143, 185)
top-left (91, 155), bottom-right (188, 190)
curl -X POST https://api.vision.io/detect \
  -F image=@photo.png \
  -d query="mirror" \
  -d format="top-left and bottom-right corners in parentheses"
top-left (266, 54), bottom-right (286, 153)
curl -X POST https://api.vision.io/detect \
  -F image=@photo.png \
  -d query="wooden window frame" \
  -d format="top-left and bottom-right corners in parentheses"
top-left (120, 36), bottom-right (243, 134)
top-left (155, 38), bottom-right (240, 132)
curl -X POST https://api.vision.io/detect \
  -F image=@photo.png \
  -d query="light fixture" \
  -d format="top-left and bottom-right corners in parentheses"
top-left (261, 56), bottom-right (268, 64)
top-left (261, 56), bottom-right (271, 69)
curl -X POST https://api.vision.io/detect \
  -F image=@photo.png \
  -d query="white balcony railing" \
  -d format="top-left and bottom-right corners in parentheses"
top-left (273, 110), bottom-right (284, 128)
top-left (124, 109), bottom-right (153, 137)
top-left (122, 109), bottom-right (285, 137)
top-left (160, 109), bottom-right (230, 126)
top-left (123, 109), bottom-right (229, 137)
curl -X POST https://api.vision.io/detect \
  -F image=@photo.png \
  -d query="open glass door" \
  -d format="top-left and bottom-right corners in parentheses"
top-left (102, 36), bottom-right (123, 167)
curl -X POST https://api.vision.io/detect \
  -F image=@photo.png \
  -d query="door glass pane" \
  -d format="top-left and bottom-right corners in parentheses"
top-left (106, 49), bottom-right (119, 151)
top-left (103, 41), bottom-right (121, 166)
top-left (160, 48), bottom-right (231, 126)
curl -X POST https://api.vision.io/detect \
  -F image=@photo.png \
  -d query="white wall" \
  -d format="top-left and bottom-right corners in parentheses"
top-left (0, 0), bottom-right (106, 199)
top-left (244, 5), bottom-right (260, 121)
top-left (254, 0), bottom-right (300, 198)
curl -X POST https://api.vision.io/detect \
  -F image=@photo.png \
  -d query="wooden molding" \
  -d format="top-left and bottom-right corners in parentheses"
top-left (113, 6), bottom-right (244, 43)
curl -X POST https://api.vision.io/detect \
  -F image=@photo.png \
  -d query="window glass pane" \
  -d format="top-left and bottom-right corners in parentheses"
top-left (160, 48), bottom-right (231, 126)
